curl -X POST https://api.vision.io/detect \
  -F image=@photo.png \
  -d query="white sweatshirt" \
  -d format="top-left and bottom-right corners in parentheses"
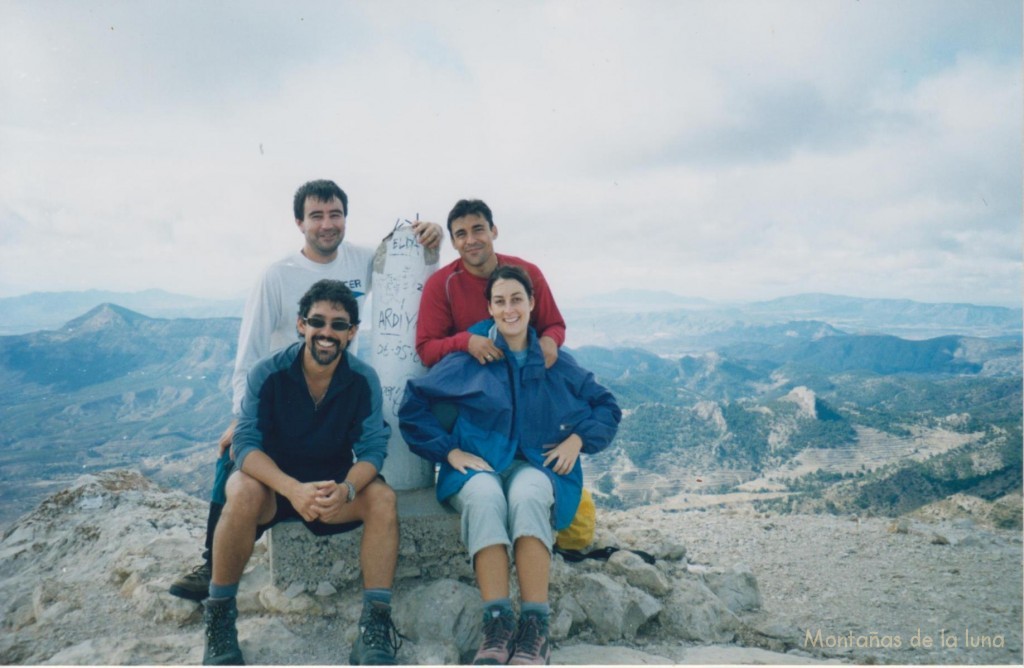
top-left (231, 245), bottom-right (375, 414)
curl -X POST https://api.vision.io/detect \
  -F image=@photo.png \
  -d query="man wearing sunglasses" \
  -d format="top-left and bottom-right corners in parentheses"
top-left (170, 179), bottom-right (442, 606)
top-left (204, 279), bottom-right (402, 665)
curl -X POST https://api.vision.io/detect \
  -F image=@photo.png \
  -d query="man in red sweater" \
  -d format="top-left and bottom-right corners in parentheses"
top-left (415, 199), bottom-right (566, 368)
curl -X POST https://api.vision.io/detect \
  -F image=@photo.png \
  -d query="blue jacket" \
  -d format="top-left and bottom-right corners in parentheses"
top-left (233, 342), bottom-right (391, 482)
top-left (398, 326), bottom-right (620, 530)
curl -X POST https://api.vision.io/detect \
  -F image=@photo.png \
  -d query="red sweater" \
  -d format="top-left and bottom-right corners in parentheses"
top-left (415, 253), bottom-right (566, 367)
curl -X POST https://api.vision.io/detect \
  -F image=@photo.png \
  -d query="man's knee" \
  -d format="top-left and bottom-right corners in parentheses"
top-left (224, 472), bottom-right (272, 516)
top-left (360, 480), bottom-right (397, 521)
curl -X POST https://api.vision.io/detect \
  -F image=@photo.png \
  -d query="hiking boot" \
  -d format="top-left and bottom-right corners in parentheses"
top-left (508, 612), bottom-right (550, 665)
top-left (472, 608), bottom-right (517, 665)
top-left (349, 601), bottom-right (402, 665)
top-left (169, 561), bottom-right (211, 601)
top-left (203, 597), bottom-right (243, 665)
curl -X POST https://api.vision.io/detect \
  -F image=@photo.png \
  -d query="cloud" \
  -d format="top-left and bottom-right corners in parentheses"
top-left (0, 0), bottom-right (1019, 308)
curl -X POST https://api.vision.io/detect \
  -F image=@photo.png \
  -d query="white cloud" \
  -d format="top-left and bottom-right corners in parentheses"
top-left (0, 0), bottom-right (1019, 307)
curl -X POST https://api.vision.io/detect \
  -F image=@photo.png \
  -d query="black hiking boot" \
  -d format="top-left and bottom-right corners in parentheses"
top-left (203, 597), bottom-right (243, 665)
top-left (349, 601), bottom-right (402, 665)
top-left (170, 561), bottom-right (211, 601)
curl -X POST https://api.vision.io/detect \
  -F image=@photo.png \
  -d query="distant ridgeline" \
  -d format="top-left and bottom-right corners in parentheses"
top-left (0, 293), bottom-right (1020, 530)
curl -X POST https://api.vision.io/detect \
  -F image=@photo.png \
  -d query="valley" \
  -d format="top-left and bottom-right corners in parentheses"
top-left (0, 293), bottom-right (1020, 534)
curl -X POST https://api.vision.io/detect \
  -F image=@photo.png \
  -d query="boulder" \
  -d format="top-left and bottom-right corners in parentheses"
top-left (607, 548), bottom-right (672, 596)
top-left (574, 573), bottom-right (661, 641)
top-left (392, 579), bottom-right (483, 657)
top-left (704, 563), bottom-right (761, 613)
top-left (658, 577), bottom-right (740, 643)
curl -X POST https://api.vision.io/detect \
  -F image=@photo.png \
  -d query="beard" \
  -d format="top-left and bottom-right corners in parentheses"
top-left (309, 335), bottom-right (343, 366)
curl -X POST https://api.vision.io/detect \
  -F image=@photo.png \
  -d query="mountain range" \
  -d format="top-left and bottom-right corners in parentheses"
top-left (3, 288), bottom-right (1019, 341)
top-left (0, 289), bottom-right (246, 335)
top-left (1, 295), bottom-right (1020, 532)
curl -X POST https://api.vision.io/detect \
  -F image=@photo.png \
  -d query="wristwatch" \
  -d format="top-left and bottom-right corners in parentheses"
top-left (342, 480), bottom-right (357, 502)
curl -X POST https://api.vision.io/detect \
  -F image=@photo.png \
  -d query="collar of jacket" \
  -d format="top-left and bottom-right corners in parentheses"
top-left (487, 323), bottom-right (546, 381)
top-left (287, 343), bottom-right (356, 400)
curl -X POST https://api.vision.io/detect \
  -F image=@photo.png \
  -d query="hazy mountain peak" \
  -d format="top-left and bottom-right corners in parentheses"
top-left (62, 303), bottom-right (152, 332)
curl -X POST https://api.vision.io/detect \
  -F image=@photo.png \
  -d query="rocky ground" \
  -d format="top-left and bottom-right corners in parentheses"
top-left (0, 470), bottom-right (1020, 665)
top-left (608, 501), bottom-right (1022, 664)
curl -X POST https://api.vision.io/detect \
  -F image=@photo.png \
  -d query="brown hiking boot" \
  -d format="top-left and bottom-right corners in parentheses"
top-left (169, 561), bottom-right (211, 601)
top-left (508, 612), bottom-right (550, 665)
top-left (472, 608), bottom-right (517, 664)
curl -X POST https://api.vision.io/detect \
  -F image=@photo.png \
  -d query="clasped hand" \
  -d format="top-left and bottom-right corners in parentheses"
top-left (287, 480), bottom-right (349, 522)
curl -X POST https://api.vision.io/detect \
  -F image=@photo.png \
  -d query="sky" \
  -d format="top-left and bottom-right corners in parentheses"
top-left (1, 0), bottom-right (1020, 308)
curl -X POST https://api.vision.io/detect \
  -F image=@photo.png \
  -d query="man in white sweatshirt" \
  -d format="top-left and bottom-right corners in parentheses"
top-left (169, 179), bottom-right (441, 601)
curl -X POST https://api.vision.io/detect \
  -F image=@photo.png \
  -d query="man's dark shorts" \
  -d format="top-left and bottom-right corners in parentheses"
top-left (254, 492), bottom-right (363, 539)
top-left (250, 473), bottom-right (388, 540)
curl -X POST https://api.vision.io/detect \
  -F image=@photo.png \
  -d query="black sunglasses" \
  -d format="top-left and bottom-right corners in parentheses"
top-left (303, 316), bottom-right (355, 332)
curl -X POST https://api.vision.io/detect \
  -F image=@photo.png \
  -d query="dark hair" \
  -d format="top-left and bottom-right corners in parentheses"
top-left (446, 199), bottom-right (494, 235)
top-left (298, 279), bottom-right (360, 325)
top-left (293, 180), bottom-right (348, 220)
top-left (485, 265), bottom-right (534, 302)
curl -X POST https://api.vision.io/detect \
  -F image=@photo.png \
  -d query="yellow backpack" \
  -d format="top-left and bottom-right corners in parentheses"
top-left (555, 488), bottom-right (596, 550)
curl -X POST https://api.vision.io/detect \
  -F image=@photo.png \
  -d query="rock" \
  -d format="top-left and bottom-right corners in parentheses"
top-left (704, 563), bottom-right (761, 612)
top-left (235, 617), bottom-right (302, 664)
top-left (574, 573), bottom-right (661, 641)
top-left (681, 644), bottom-right (837, 664)
top-left (408, 641), bottom-right (460, 665)
top-left (931, 533), bottom-right (950, 545)
top-left (607, 548), bottom-right (672, 596)
top-left (659, 540), bottom-right (687, 561)
top-left (259, 585), bottom-right (320, 614)
top-left (553, 643), bottom-right (675, 664)
top-left (555, 591), bottom-right (587, 626)
top-left (43, 635), bottom-right (200, 665)
top-left (315, 581), bottom-right (337, 597)
top-left (573, 573), bottom-right (626, 641)
top-left (283, 581), bottom-right (307, 598)
top-left (549, 606), bottom-right (574, 640)
top-left (658, 577), bottom-right (740, 643)
top-left (392, 579), bottom-right (482, 656)
top-left (129, 581), bottom-right (198, 624)
top-left (888, 519), bottom-right (910, 534)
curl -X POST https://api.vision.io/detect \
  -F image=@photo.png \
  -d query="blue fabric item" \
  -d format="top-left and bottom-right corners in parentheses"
top-left (511, 348), bottom-right (529, 367)
top-left (211, 450), bottom-right (233, 505)
top-left (520, 601), bottom-right (550, 617)
top-left (363, 588), bottom-right (393, 607)
top-left (484, 598), bottom-right (514, 614)
top-left (398, 326), bottom-right (620, 530)
top-left (209, 582), bottom-right (239, 600)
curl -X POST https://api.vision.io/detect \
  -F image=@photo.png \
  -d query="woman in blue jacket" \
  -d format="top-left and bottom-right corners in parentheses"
top-left (399, 265), bottom-right (620, 665)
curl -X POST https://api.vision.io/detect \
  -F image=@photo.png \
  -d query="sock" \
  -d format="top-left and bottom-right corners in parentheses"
top-left (520, 601), bottom-right (550, 618)
top-left (483, 597), bottom-right (513, 617)
top-left (208, 582), bottom-right (239, 601)
top-left (363, 588), bottom-right (392, 608)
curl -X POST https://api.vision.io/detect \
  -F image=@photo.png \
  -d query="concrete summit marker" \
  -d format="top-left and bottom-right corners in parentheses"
top-left (371, 220), bottom-right (439, 490)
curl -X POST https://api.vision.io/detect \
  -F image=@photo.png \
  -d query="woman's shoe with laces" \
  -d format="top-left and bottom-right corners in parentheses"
top-left (508, 611), bottom-right (550, 665)
top-left (472, 608), bottom-right (517, 665)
